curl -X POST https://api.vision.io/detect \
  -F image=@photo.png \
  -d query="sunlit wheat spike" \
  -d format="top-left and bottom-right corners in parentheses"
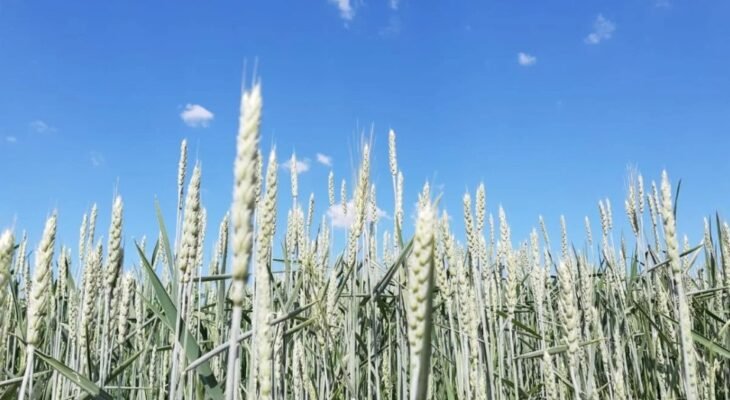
top-left (18, 213), bottom-right (56, 399)
top-left (178, 139), bottom-right (188, 210)
top-left (407, 196), bottom-right (436, 400)
top-left (258, 149), bottom-right (278, 250)
top-left (27, 213), bottom-right (57, 346)
top-left (226, 79), bottom-right (262, 400)
top-left (475, 182), bottom-right (486, 232)
top-left (196, 207), bottom-right (207, 270)
top-left (388, 128), bottom-right (398, 177)
top-left (117, 273), bottom-right (134, 344)
top-left (255, 148), bottom-right (264, 203)
top-left (340, 178), bottom-right (347, 216)
top-left (289, 152), bottom-right (299, 200)
top-left (328, 170), bottom-right (335, 207)
top-left (78, 213), bottom-right (87, 266)
top-left (660, 170), bottom-right (698, 400)
top-left (230, 81), bottom-right (262, 301)
top-left (557, 259), bottom-right (581, 396)
top-left (180, 164), bottom-right (202, 282)
top-left (0, 230), bottom-right (14, 307)
top-left (105, 195), bottom-right (124, 293)
top-left (253, 150), bottom-right (277, 397)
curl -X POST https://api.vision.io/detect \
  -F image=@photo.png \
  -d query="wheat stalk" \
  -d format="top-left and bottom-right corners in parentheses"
top-left (19, 213), bottom-right (57, 399)
top-left (407, 197), bottom-right (436, 400)
top-left (660, 170), bottom-right (698, 400)
top-left (227, 80), bottom-right (262, 400)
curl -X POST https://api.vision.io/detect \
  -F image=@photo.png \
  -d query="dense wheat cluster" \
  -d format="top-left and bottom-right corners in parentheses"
top-left (2, 83), bottom-right (730, 400)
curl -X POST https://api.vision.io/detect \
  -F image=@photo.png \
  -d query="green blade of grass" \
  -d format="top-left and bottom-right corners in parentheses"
top-left (659, 312), bottom-right (730, 359)
top-left (691, 331), bottom-right (730, 359)
top-left (155, 200), bottom-right (178, 297)
top-left (136, 241), bottom-right (224, 399)
top-left (515, 338), bottom-right (602, 360)
top-left (194, 274), bottom-right (232, 283)
top-left (34, 350), bottom-right (113, 400)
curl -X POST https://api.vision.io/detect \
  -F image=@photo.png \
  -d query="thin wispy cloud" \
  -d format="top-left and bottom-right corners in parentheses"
top-left (585, 15), bottom-right (615, 45)
top-left (327, 200), bottom-right (387, 229)
top-left (29, 120), bottom-right (54, 134)
top-left (379, 15), bottom-right (402, 37)
top-left (389, 0), bottom-right (400, 10)
top-left (328, 0), bottom-right (354, 21)
top-left (517, 52), bottom-right (537, 66)
top-left (281, 158), bottom-right (311, 174)
top-left (5, 136), bottom-right (17, 144)
top-left (316, 153), bottom-right (333, 167)
top-left (180, 104), bottom-right (214, 128)
top-left (90, 151), bottom-right (105, 167)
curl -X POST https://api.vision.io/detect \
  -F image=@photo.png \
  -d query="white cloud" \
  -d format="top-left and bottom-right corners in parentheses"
top-left (328, 201), bottom-right (354, 229)
top-left (5, 136), bottom-right (17, 144)
top-left (29, 120), bottom-right (54, 134)
top-left (327, 200), bottom-right (387, 229)
top-left (316, 153), bottom-right (333, 167)
top-left (90, 151), bottom-right (105, 167)
top-left (585, 15), bottom-right (615, 45)
top-left (517, 52), bottom-right (537, 66)
top-left (280, 158), bottom-right (311, 174)
top-left (329, 0), bottom-right (354, 21)
top-left (180, 104), bottom-right (214, 127)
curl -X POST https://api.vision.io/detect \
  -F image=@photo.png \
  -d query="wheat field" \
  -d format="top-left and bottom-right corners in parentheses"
top-left (1, 82), bottom-right (729, 400)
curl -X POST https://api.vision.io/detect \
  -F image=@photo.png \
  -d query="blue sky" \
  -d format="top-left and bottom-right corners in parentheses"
top-left (1, 0), bottom-right (729, 263)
